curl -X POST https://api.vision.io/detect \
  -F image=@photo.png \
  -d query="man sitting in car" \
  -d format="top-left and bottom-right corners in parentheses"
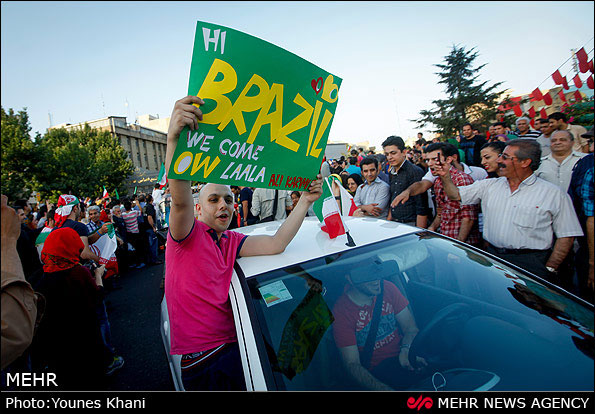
top-left (163, 95), bottom-right (323, 391)
top-left (332, 259), bottom-right (427, 390)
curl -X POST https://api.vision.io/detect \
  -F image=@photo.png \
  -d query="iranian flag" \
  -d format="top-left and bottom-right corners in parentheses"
top-left (102, 186), bottom-right (109, 199)
top-left (90, 223), bottom-right (118, 267)
top-left (313, 177), bottom-right (348, 239)
top-left (157, 163), bottom-right (167, 189)
top-left (328, 175), bottom-right (358, 216)
top-left (35, 226), bottom-right (53, 257)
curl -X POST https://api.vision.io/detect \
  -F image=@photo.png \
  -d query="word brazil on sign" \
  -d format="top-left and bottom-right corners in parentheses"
top-left (169, 21), bottom-right (342, 191)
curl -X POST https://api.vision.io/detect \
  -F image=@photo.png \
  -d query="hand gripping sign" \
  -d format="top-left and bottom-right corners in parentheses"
top-left (168, 21), bottom-right (342, 191)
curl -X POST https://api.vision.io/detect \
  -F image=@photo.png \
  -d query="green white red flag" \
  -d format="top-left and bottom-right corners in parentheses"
top-left (157, 163), bottom-right (167, 189)
top-left (90, 224), bottom-right (117, 266)
top-left (102, 186), bottom-right (109, 198)
top-left (312, 177), bottom-right (348, 239)
top-left (328, 174), bottom-right (358, 216)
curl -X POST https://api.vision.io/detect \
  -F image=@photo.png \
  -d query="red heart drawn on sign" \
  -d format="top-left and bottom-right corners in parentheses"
top-left (311, 77), bottom-right (323, 94)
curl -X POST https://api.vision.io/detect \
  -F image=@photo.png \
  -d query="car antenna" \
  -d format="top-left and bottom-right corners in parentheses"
top-left (345, 231), bottom-right (356, 247)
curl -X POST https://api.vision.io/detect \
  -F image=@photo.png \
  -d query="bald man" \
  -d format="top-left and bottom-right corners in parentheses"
top-left (163, 96), bottom-right (323, 391)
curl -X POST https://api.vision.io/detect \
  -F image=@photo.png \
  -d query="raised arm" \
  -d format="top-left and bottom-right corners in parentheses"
top-left (164, 95), bottom-right (205, 240)
top-left (391, 179), bottom-right (433, 208)
top-left (239, 176), bottom-right (322, 257)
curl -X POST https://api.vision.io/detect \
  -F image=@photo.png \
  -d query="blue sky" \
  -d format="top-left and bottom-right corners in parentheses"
top-left (2, 1), bottom-right (593, 149)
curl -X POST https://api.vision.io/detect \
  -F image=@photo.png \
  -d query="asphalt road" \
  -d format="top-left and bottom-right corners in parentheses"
top-left (101, 249), bottom-right (174, 391)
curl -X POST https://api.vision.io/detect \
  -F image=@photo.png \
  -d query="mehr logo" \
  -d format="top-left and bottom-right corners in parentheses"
top-left (407, 395), bottom-right (434, 411)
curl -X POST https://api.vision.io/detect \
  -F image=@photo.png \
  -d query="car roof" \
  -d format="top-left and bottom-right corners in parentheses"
top-left (233, 216), bottom-right (420, 278)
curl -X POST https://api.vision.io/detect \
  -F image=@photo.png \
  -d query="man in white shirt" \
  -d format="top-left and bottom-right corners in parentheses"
top-left (251, 188), bottom-right (292, 222)
top-left (152, 184), bottom-right (165, 229)
top-left (536, 130), bottom-right (587, 192)
top-left (432, 139), bottom-right (583, 284)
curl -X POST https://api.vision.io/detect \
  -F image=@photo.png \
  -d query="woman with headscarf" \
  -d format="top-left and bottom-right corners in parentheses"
top-left (31, 227), bottom-right (112, 390)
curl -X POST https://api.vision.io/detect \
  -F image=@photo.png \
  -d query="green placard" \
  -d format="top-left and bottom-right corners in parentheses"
top-left (168, 21), bottom-right (342, 191)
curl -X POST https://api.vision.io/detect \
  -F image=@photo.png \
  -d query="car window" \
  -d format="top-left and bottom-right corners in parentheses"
top-left (243, 232), bottom-right (594, 391)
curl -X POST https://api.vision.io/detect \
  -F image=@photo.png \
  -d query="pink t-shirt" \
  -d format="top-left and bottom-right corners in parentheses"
top-left (165, 219), bottom-right (247, 355)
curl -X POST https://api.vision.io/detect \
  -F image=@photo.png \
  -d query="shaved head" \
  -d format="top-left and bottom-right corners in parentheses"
top-left (196, 183), bottom-right (235, 235)
top-left (198, 183), bottom-right (233, 205)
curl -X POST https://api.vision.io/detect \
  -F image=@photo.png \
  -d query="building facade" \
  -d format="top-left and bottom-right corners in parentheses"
top-left (51, 116), bottom-right (168, 195)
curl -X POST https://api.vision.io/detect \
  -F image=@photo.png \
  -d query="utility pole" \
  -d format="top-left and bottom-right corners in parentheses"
top-left (570, 49), bottom-right (580, 77)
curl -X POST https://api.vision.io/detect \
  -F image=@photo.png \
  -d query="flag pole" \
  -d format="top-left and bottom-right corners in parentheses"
top-left (324, 177), bottom-right (355, 247)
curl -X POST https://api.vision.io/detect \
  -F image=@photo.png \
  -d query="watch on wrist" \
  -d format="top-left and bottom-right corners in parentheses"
top-left (546, 266), bottom-right (558, 274)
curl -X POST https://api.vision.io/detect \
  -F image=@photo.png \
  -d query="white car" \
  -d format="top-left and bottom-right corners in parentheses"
top-left (161, 217), bottom-right (594, 391)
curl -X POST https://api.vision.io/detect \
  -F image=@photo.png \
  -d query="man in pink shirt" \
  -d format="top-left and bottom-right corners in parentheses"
top-left (164, 95), bottom-right (323, 390)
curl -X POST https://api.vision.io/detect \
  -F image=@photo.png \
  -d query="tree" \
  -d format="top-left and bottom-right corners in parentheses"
top-left (33, 124), bottom-right (134, 200)
top-left (1, 107), bottom-right (41, 201)
top-left (412, 45), bottom-right (511, 137)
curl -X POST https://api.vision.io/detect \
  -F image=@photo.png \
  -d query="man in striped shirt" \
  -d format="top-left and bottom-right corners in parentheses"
top-left (512, 117), bottom-right (541, 139)
top-left (122, 200), bottom-right (145, 269)
top-left (433, 139), bottom-right (583, 284)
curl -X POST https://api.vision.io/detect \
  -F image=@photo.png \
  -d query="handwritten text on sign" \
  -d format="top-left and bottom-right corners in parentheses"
top-left (169, 22), bottom-right (341, 191)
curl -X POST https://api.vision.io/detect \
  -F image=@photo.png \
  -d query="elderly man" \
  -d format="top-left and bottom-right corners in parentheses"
top-left (432, 139), bottom-right (583, 285)
top-left (353, 157), bottom-right (390, 219)
top-left (548, 112), bottom-right (589, 153)
top-left (163, 95), bottom-right (322, 391)
top-left (536, 130), bottom-right (587, 192)
top-left (513, 117), bottom-right (541, 139)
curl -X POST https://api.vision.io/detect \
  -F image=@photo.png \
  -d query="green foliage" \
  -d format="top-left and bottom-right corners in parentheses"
top-left (1, 107), bottom-right (40, 201)
top-left (1, 106), bottom-right (134, 202)
top-left (560, 96), bottom-right (594, 127)
top-left (412, 45), bottom-right (510, 137)
top-left (34, 124), bottom-right (134, 199)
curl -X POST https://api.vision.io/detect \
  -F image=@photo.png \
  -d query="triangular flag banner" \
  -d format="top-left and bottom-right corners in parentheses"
top-left (157, 163), bottom-right (168, 189)
top-left (552, 70), bottom-right (564, 85)
top-left (328, 174), bottom-right (358, 216)
top-left (558, 90), bottom-right (567, 102)
top-left (531, 88), bottom-right (543, 101)
top-left (573, 74), bottom-right (583, 88)
top-left (312, 177), bottom-right (347, 239)
top-left (587, 76), bottom-right (594, 90)
top-left (102, 186), bottom-right (109, 199)
top-left (540, 108), bottom-right (548, 119)
top-left (543, 92), bottom-right (552, 106)
top-left (576, 47), bottom-right (588, 64)
top-left (513, 105), bottom-right (523, 117)
top-left (576, 47), bottom-right (589, 73)
top-left (528, 106), bottom-right (536, 118)
top-left (530, 118), bottom-right (535, 128)
top-left (574, 90), bottom-right (583, 102)
top-left (115, 188), bottom-right (119, 200)
top-left (562, 77), bottom-right (569, 90)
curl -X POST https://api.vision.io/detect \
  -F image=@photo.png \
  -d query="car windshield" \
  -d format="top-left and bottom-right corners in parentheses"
top-left (244, 232), bottom-right (594, 391)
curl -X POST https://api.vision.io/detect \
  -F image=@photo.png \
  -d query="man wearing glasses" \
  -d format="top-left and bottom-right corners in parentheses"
top-left (432, 139), bottom-right (583, 285)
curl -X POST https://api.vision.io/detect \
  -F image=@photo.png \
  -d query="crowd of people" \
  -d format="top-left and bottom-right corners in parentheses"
top-left (1, 184), bottom-right (172, 389)
top-left (2, 91), bottom-right (593, 392)
top-left (317, 114), bottom-right (593, 306)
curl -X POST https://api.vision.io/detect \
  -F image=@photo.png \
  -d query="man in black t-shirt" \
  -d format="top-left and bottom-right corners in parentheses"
top-left (239, 186), bottom-right (257, 226)
top-left (144, 195), bottom-right (162, 265)
top-left (458, 123), bottom-right (486, 167)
